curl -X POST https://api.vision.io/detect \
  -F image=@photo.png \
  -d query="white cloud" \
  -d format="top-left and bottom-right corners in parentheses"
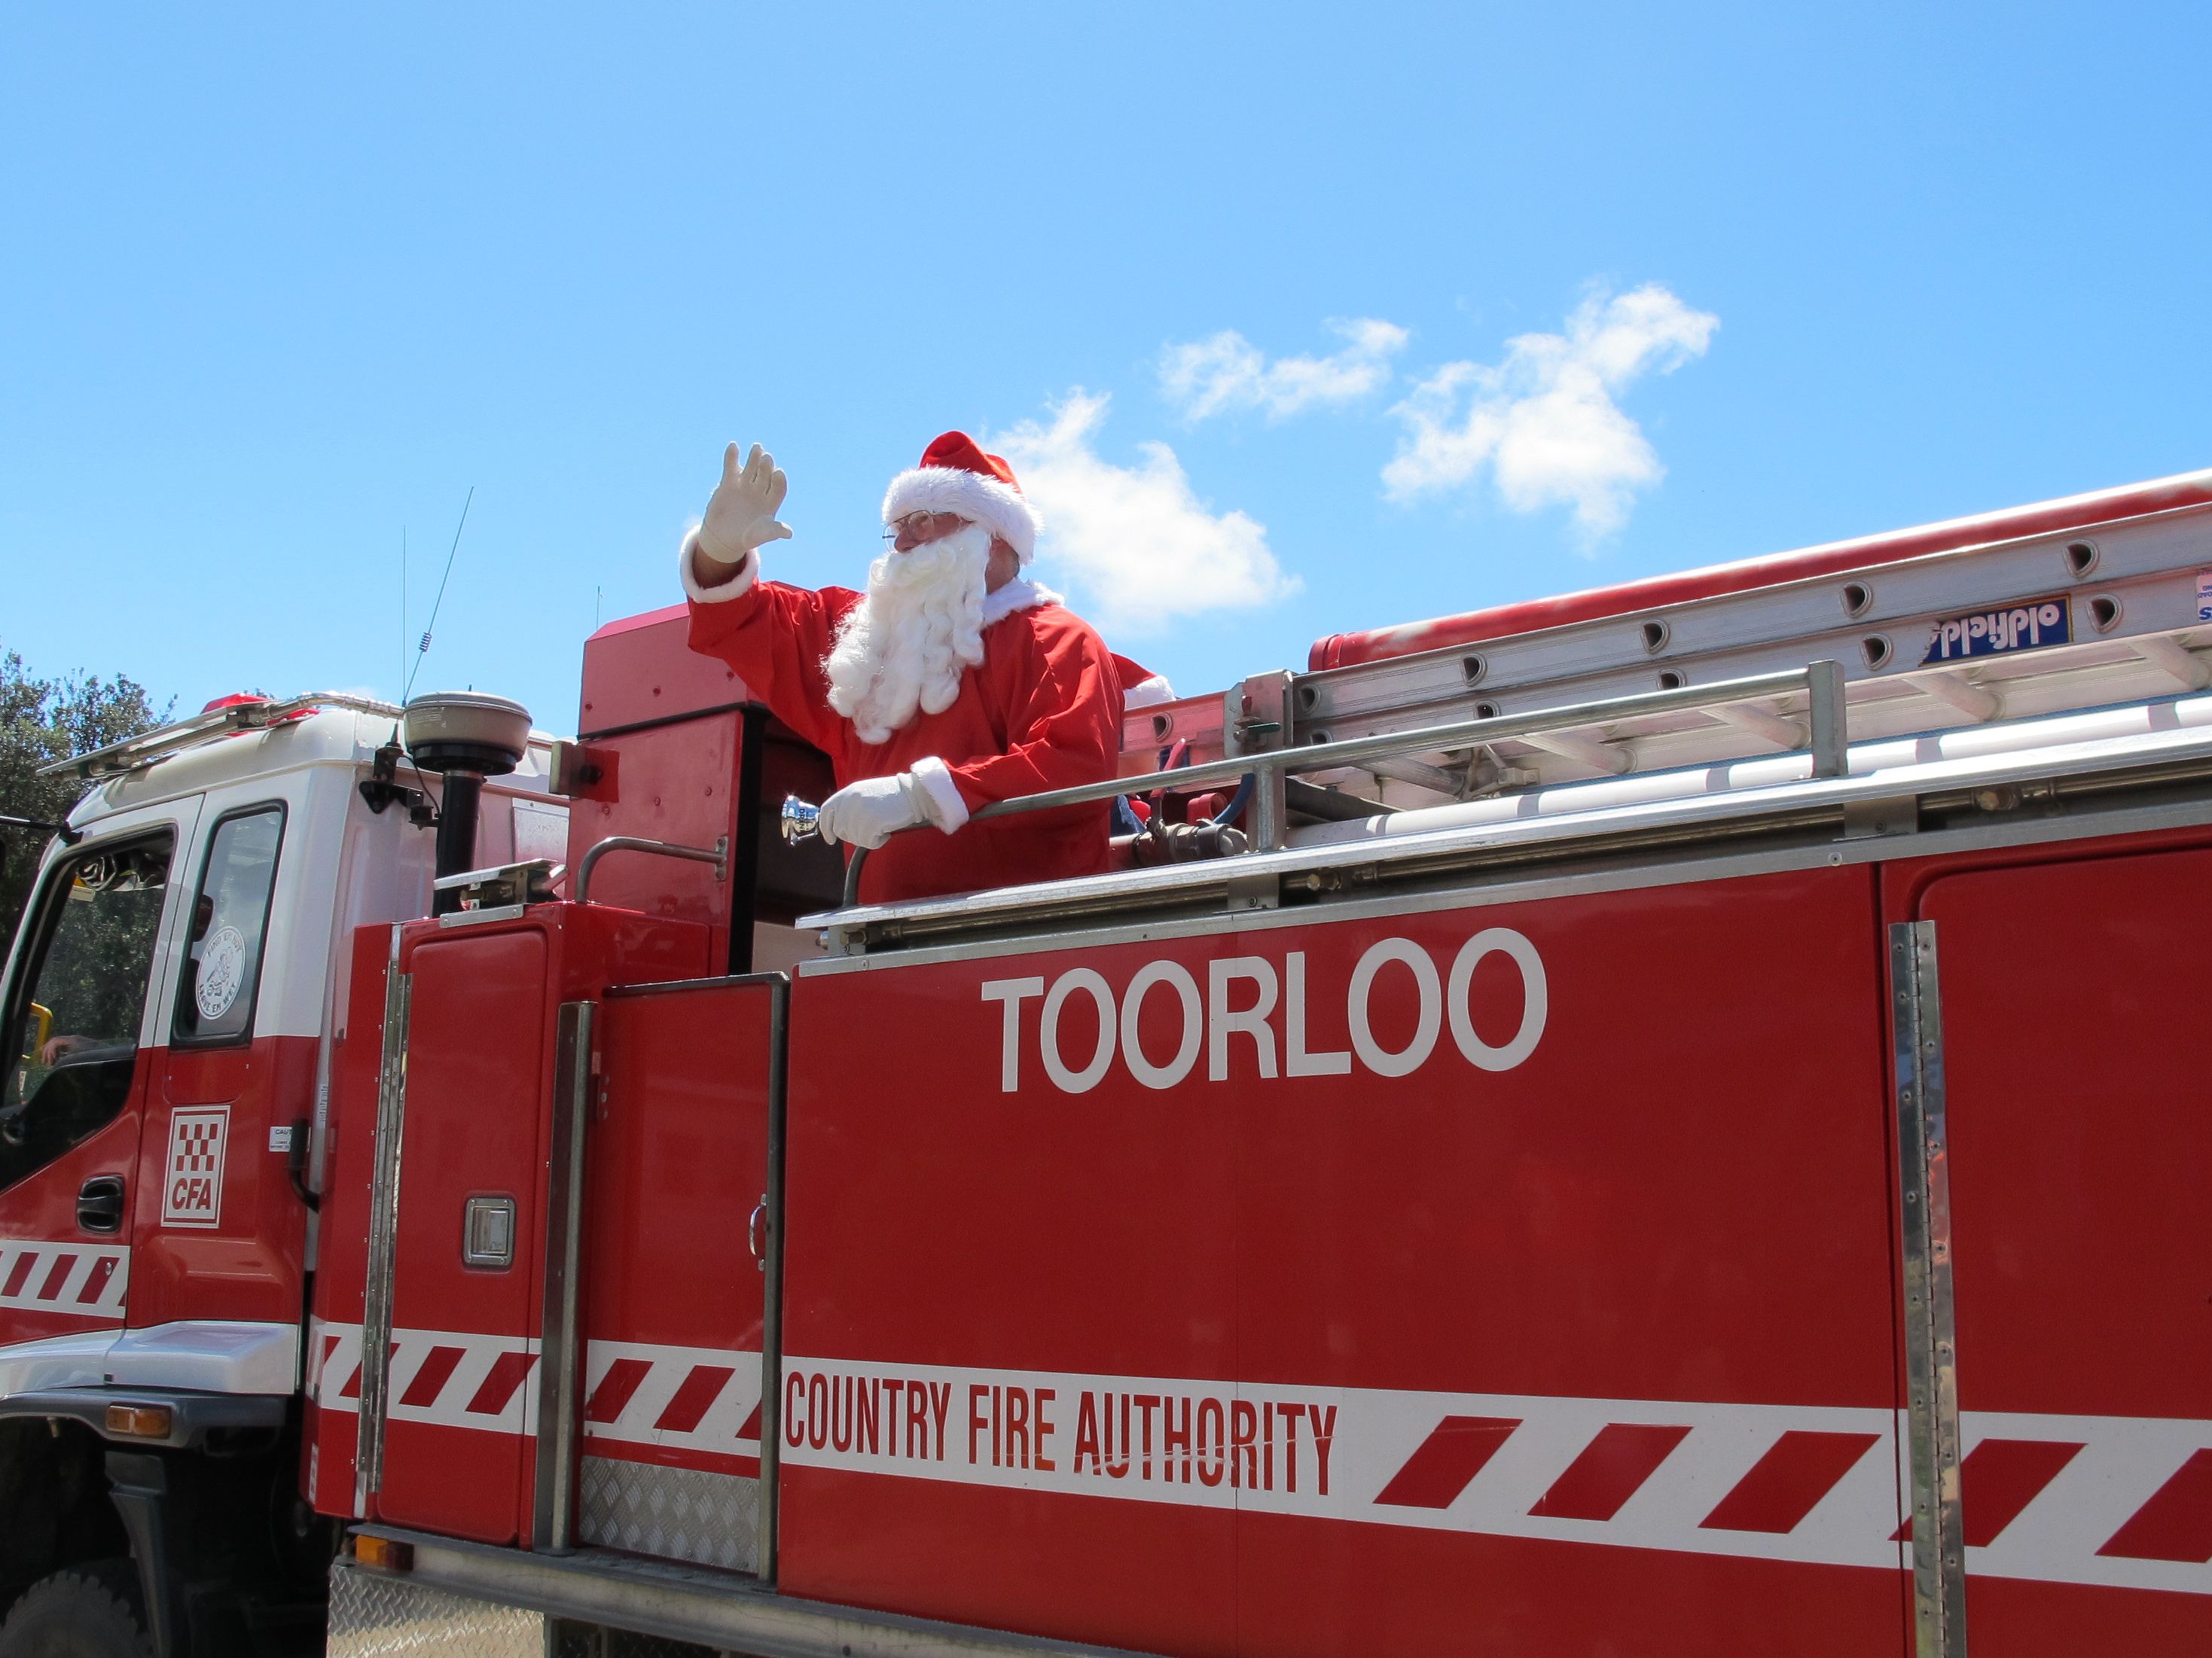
top-left (1383, 285), bottom-right (1718, 538)
top-left (993, 391), bottom-right (1299, 632)
top-left (1160, 317), bottom-right (1410, 422)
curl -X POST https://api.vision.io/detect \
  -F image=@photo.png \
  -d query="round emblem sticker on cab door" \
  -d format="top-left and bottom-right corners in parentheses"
top-left (195, 925), bottom-right (248, 1020)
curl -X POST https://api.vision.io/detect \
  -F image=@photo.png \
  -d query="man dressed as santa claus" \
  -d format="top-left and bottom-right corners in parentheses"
top-left (681, 431), bottom-right (1159, 904)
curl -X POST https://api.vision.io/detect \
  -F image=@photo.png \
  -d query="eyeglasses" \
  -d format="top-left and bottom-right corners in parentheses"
top-left (883, 510), bottom-right (965, 543)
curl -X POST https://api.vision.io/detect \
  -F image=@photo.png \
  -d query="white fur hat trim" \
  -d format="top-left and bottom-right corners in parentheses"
top-left (882, 467), bottom-right (1042, 565)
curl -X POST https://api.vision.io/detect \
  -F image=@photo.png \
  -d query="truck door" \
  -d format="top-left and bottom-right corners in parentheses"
top-left (1908, 842), bottom-right (2212, 1655)
top-left (0, 805), bottom-right (195, 1380)
top-left (127, 800), bottom-right (307, 1352)
top-left (572, 974), bottom-right (783, 1575)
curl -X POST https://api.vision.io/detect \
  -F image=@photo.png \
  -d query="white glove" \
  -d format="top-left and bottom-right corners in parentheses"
top-left (697, 442), bottom-right (792, 568)
top-left (816, 773), bottom-right (928, 849)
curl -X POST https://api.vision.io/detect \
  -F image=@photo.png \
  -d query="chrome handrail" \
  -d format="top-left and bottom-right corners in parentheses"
top-left (813, 663), bottom-right (1847, 910)
top-left (574, 834), bottom-right (728, 904)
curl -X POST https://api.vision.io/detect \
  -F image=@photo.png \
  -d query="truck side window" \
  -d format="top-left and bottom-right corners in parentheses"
top-left (172, 805), bottom-right (284, 1047)
top-left (0, 835), bottom-right (173, 1190)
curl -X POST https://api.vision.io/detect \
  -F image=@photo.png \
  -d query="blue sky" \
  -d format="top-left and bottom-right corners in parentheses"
top-left (5, 4), bottom-right (2208, 731)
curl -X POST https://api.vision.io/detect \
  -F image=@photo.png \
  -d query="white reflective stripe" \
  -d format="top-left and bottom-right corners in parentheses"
top-left (0, 1242), bottom-right (129, 1318)
top-left (313, 1323), bottom-right (761, 1455)
top-left (307, 1315), bottom-right (356, 1404)
top-left (774, 1356), bottom-right (2212, 1599)
top-left (1957, 1411), bottom-right (2212, 1596)
top-left (579, 1339), bottom-right (764, 1455)
top-left (301, 1327), bottom-right (2212, 1598)
top-left (310, 1321), bottom-right (538, 1431)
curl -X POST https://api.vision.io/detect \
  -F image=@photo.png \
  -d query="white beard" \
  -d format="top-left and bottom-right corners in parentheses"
top-left (822, 523), bottom-right (992, 745)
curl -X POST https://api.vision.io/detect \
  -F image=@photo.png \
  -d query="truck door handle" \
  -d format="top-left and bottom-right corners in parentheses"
top-left (747, 1196), bottom-right (767, 1272)
top-left (77, 1175), bottom-right (125, 1235)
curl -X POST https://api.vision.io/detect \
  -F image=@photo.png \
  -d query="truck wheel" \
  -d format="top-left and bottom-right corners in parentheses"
top-left (0, 1562), bottom-right (152, 1658)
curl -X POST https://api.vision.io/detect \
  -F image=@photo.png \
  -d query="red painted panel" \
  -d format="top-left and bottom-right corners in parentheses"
top-left (1237, 1513), bottom-right (1903, 1658)
top-left (783, 939), bottom-right (1241, 1646)
top-left (1916, 850), bottom-right (2212, 1419)
top-left (127, 1032), bottom-right (316, 1330)
top-left (0, 1099), bottom-right (145, 1350)
top-left (562, 715), bottom-right (743, 946)
top-left (1964, 1579), bottom-right (2212, 1658)
top-left (782, 867), bottom-right (1905, 1656)
top-left (790, 1468), bottom-right (1236, 1658)
top-left (578, 605), bottom-right (749, 736)
top-left (306, 923), bottom-right (395, 1517)
top-left (306, 910), bottom-right (709, 1526)
top-left (374, 925), bottom-right (548, 1542)
top-left (579, 981), bottom-right (773, 1496)
top-left (1911, 842), bottom-right (2212, 1651)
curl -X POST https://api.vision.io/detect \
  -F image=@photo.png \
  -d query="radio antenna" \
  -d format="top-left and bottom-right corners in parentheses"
top-left (400, 526), bottom-right (408, 701)
top-left (404, 486), bottom-right (474, 703)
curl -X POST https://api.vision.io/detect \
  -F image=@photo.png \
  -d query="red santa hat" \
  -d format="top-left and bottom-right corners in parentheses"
top-left (881, 431), bottom-right (1042, 565)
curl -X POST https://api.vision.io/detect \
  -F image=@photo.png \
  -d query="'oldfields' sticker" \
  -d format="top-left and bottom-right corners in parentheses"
top-left (1922, 595), bottom-right (2070, 665)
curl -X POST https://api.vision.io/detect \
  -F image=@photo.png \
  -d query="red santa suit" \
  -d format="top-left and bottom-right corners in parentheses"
top-left (682, 434), bottom-right (1146, 905)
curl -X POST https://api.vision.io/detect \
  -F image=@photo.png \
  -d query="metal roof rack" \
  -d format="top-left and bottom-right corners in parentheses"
top-left (831, 664), bottom-right (1845, 910)
top-left (37, 693), bottom-right (403, 783)
top-left (1120, 490), bottom-right (2212, 809)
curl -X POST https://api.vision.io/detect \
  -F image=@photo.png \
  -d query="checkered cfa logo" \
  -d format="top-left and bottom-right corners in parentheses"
top-left (162, 1107), bottom-right (229, 1228)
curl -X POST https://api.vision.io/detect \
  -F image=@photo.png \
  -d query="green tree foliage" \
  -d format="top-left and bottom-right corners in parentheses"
top-left (0, 653), bottom-right (170, 949)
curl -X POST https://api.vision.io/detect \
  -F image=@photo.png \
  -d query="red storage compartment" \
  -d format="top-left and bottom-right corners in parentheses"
top-left (1901, 840), bottom-right (2212, 1656)
top-left (572, 976), bottom-right (780, 1571)
top-left (307, 903), bottom-right (709, 1544)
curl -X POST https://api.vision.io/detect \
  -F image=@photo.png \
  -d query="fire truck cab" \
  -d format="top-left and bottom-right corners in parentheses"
top-left (0, 697), bottom-right (569, 1650)
top-left (3, 468), bottom-right (2212, 1658)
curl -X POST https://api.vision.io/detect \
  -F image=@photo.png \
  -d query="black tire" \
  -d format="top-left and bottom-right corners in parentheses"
top-left (0, 1562), bottom-right (151, 1658)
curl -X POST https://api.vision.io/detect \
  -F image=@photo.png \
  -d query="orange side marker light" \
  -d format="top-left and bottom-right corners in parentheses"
top-left (354, 1535), bottom-right (415, 1574)
top-left (103, 1404), bottom-right (174, 1440)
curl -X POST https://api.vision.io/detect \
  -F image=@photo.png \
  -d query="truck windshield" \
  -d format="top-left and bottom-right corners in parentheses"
top-left (0, 836), bottom-right (172, 1189)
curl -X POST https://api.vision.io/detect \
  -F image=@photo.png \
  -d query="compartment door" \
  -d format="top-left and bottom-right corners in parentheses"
top-left (575, 976), bottom-right (780, 1574)
top-left (1915, 847), bottom-right (2212, 1652)
top-left (371, 925), bottom-right (551, 1544)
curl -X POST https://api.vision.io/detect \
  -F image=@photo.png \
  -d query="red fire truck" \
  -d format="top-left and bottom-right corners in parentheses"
top-left (2, 469), bottom-right (2210, 1658)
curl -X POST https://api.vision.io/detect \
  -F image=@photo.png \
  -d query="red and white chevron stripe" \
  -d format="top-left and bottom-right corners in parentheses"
top-left (310, 1323), bottom-right (762, 1455)
top-left (778, 1357), bottom-right (2212, 1600)
top-left (305, 1331), bottom-right (2212, 1597)
top-left (578, 1339), bottom-right (763, 1457)
top-left (0, 1242), bottom-right (129, 1319)
top-left (311, 1321), bottom-right (538, 1432)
